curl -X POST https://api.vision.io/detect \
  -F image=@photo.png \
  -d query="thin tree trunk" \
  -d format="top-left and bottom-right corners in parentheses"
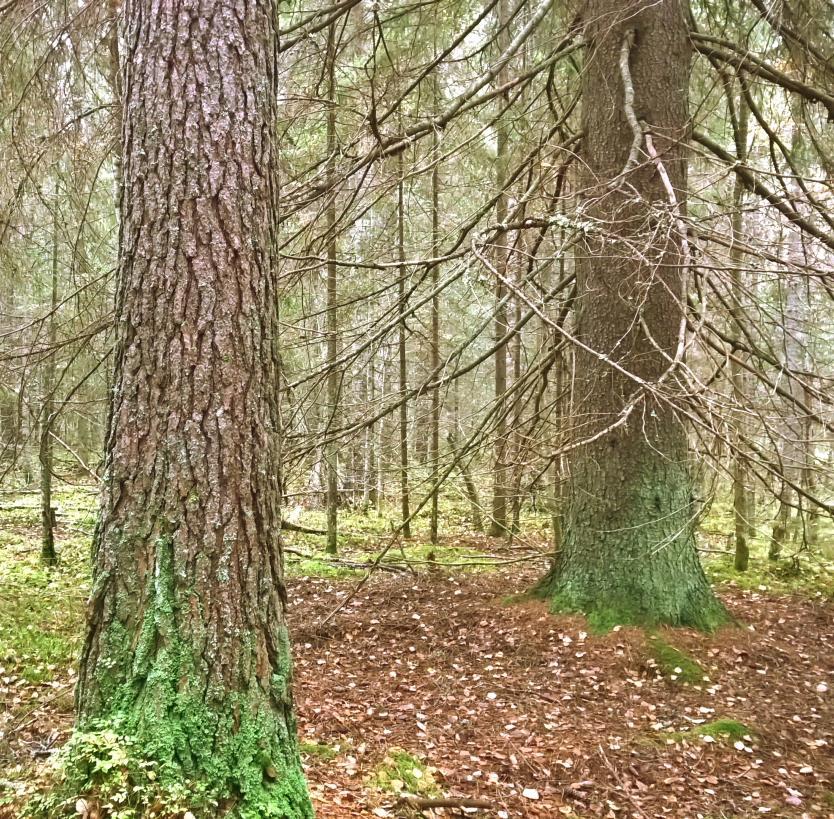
top-left (450, 379), bottom-right (482, 532)
top-left (397, 151), bottom-right (412, 538)
top-left (376, 347), bottom-right (387, 516)
top-left (429, 120), bottom-right (442, 545)
top-left (729, 87), bottom-right (751, 572)
top-left (489, 0), bottom-right (511, 537)
top-left (363, 356), bottom-right (377, 510)
top-left (771, 223), bottom-right (806, 559)
top-left (551, 348), bottom-right (565, 555)
top-left (39, 205), bottom-right (59, 566)
top-left (325, 21), bottom-right (339, 555)
top-left (801, 380), bottom-right (818, 546)
top-left (510, 255), bottom-right (524, 535)
top-left (76, 2), bottom-right (313, 813)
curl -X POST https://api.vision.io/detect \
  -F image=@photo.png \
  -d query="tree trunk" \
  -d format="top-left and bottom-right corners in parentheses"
top-left (510, 259), bottom-right (524, 535)
top-left (397, 152), bottom-right (412, 538)
top-left (362, 357), bottom-right (376, 510)
top-left (451, 379), bottom-right (482, 532)
top-left (729, 88), bottom-right (751, 572)
top-left (376, 347), bottom-right (387, 516)
top-left (538, 0), bottom-right (726, 630)
top-left (324, 21), bottom-right (339, 555)
top-left (76, 2), bottom-right (313, 814)
top-left (39, 204), bottom-right (59, 566)
top-left (429, 118), bottom-right (442, 545)
top-left (770, 205), bottom-right (806, 560)
top-left (489, 0), bottom-right (511, 538)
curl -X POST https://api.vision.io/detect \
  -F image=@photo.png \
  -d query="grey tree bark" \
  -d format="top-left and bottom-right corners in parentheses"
top-left (325, 21), bottom-right (340, 555)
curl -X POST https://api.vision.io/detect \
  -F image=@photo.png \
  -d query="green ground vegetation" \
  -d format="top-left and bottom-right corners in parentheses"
top-left (367, 748), bottom-right (440, 798)
top-left (657, 717), bottom-right (755, 745)
top-left (646, 635), bottom-right (708, 684)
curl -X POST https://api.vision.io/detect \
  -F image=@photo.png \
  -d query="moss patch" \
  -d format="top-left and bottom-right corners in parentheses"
top-left (26, 714), bottom-right (313, 819)
top-left (538, 576), bottom-right (729, 634)
top-left (299, 740), bottom-right (340, 761)
top-left (706, 555), bottom-right (834, 599)
top-left (658, 718), bottom-right (755, 745)
top-left (28, 528), bottom-right (314, 819)
top-left (646, 636), bottom-right (708, 684)
top-left (368, 749), bottom-right (440, 798)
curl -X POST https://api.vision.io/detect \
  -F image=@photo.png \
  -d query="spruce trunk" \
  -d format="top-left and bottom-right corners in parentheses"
top-left (75, 1), bottom-right (313, 814)
top-left (538, 0), bottom-right (726, 631)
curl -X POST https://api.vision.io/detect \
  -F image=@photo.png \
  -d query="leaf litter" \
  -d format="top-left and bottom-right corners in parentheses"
top-left (1, 562), bottom-right (832, 817)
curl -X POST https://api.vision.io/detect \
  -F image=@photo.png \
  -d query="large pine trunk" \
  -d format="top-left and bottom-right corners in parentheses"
top-left (75, 1), bottom-right (313, 815)
top-left (538, 0), bottom-right (725, 630)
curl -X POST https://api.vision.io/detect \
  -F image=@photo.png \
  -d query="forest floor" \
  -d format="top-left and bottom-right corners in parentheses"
top-left (0, 490), bottom-right (833, 818)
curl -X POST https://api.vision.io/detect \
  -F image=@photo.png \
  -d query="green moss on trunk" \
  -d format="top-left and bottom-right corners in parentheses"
top-left (55, 536), bottom-right (314, 818)
top-left (29, 711), bottom-right (311, 818)
top-left (536, 458), bottom-right (728, 633)
top-left (536, 1), bottom-right (728, 634)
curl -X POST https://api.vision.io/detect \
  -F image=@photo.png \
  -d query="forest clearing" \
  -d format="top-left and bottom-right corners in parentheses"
top-left (2, 0), bottom-right (834, 816)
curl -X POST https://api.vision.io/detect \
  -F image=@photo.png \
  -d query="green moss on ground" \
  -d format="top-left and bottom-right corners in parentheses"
top-left (368, 749), bottom-right (440, 798)
top-left (285, 542), bottom-right (503, 580)
top-left (646, 636), bottom-right (708, 684)
top-left (706, 555), bottom-right (834, 598)
top-left (658, 718), bottom-right (755, 745)
top-left (299, 740), bottom-right (340, 761)
top-left (0, 492), bottom-right (90, 685)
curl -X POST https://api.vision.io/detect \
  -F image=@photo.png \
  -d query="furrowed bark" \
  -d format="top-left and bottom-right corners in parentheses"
top-left (75, 1), bottom-right (313, 814)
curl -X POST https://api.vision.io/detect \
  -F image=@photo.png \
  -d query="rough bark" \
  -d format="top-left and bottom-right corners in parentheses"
top-left (538, 0), bottom-right (726, 630)
top-left (75, 1), bottom-right (313, 815)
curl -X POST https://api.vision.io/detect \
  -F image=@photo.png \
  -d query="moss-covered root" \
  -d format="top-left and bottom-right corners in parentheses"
top-left (646, 636), bottom-right (707, 684)
top-left (538, 583), bottom-right (729, 633)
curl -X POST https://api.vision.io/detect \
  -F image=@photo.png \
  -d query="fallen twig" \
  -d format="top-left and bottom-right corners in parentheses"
top-left (390, 795), bottom-right (494, 814)
top-left (283, 547), bottom-right (410, 573)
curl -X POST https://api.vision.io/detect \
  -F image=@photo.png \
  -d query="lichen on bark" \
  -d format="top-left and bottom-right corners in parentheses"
top-left (538, 447), bottom-right (728, 632)
top-left (65, 0), bottom-right (314, 815)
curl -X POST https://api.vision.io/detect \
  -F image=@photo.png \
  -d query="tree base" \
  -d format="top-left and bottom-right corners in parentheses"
top-left (535, 571), bottom-right (730, 634)
top-left (28, 714), bottom-right (314, 819)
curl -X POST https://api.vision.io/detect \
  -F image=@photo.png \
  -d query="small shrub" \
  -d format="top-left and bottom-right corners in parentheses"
top-left (25, 724), bottom-right (212, 819)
